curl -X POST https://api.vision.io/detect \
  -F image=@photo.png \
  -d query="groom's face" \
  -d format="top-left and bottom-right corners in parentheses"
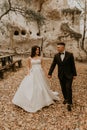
top-left (57, 45), bottom-right (65, 52)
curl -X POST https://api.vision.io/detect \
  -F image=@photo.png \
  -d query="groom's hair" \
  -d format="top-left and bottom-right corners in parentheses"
top-left (57, 42), bottom-right (65, 46)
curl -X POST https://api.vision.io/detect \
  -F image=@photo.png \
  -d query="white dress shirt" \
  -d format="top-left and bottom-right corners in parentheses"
top-left (60, 51), bottom-right (65, 61)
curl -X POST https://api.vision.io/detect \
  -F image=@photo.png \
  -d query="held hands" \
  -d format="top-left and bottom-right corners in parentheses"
top-left (48, 75), bottom-right (52, 78)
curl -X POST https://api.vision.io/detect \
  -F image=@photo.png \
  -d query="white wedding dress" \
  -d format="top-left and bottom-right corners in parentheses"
top-left (12, 58), bottom-right (59, 112)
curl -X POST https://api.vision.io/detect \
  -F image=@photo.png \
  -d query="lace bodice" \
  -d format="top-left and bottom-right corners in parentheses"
top-left (31, 58), bottom-right (41, 66)
top-left (30, 58), bottom-right (42, 70)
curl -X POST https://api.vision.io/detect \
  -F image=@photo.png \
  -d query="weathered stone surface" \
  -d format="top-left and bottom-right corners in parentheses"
top-left (0, 0), bottom-right (87, 60)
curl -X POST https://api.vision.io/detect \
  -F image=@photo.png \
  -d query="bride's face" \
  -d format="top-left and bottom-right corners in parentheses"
top-left (35, 48), bottom-right (40, 55)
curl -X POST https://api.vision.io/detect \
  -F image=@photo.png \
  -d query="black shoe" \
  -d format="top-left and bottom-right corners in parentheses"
top-left (63, 99), bottom-right (67, 104)
top-left (67, 104), bottom-right (72, 111)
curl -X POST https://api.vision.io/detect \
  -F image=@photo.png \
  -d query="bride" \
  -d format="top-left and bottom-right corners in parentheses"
top-left (12, 45), bottom-right (59, 113)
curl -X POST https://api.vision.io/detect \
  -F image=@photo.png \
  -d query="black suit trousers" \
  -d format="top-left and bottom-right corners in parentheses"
top-left (59, 75), bottom-right (73, 104)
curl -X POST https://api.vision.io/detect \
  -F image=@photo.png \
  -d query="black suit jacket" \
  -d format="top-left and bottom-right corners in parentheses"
top-left (48, 51), bottom-right (77, 80)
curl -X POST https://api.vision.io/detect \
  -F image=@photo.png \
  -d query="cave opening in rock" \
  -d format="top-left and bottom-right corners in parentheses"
top-left (21, 30), bottom-right (26, 35)
top-left (14, 30), bottom-right (19, 36)
top-left (29, 31), bottom-right (32, 35)
top-left (44, 30), bottom-right (46, 33)
top-left (37, 32), bottom-right (40, 36)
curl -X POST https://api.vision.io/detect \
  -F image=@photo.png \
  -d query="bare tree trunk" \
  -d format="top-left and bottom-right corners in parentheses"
top-left (81, 0), bottom-right (87, 50)
top-left (41, 37), bottom-right (43, 56)
top-left (38, 0), bottom-right (45, 12)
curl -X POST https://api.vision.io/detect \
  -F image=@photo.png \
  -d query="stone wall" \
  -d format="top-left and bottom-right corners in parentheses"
top-left (0, 0), bottom-right (86, 60)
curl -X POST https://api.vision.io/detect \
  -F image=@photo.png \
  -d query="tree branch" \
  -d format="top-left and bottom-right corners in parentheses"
top-left (0, 0), bottom-right (11, 20)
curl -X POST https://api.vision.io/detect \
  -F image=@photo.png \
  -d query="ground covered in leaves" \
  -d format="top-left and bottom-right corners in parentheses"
top-left (0, 58), bottom-right (87, 130)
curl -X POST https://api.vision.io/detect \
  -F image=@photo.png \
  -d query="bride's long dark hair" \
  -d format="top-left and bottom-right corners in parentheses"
top-left (31, 45), bottom-right (41, 58)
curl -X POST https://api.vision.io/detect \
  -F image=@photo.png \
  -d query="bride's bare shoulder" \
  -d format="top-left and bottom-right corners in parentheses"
top-left (39, 56), bottom-right (42, 59)
top-left (28, 56), bottom-right (31, 59)
top-left (27, 57), bottom-right (32, 62)
top-left (40, 56), bottom-right (44, 61)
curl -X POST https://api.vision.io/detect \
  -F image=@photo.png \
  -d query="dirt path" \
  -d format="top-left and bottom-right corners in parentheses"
top-left (0, 58), bottom-right (87, 130)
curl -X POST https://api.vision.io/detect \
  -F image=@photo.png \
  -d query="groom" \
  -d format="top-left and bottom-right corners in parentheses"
top-left (48, 42), bottom-right (77, 111)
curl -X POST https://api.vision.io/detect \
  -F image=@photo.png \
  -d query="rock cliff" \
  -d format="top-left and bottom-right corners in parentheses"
top-left (0, 0), bottom-right (87, 60)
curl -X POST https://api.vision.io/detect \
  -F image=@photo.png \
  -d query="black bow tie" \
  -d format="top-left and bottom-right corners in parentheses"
top-left (59, 52), bottom-right (64, 55)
